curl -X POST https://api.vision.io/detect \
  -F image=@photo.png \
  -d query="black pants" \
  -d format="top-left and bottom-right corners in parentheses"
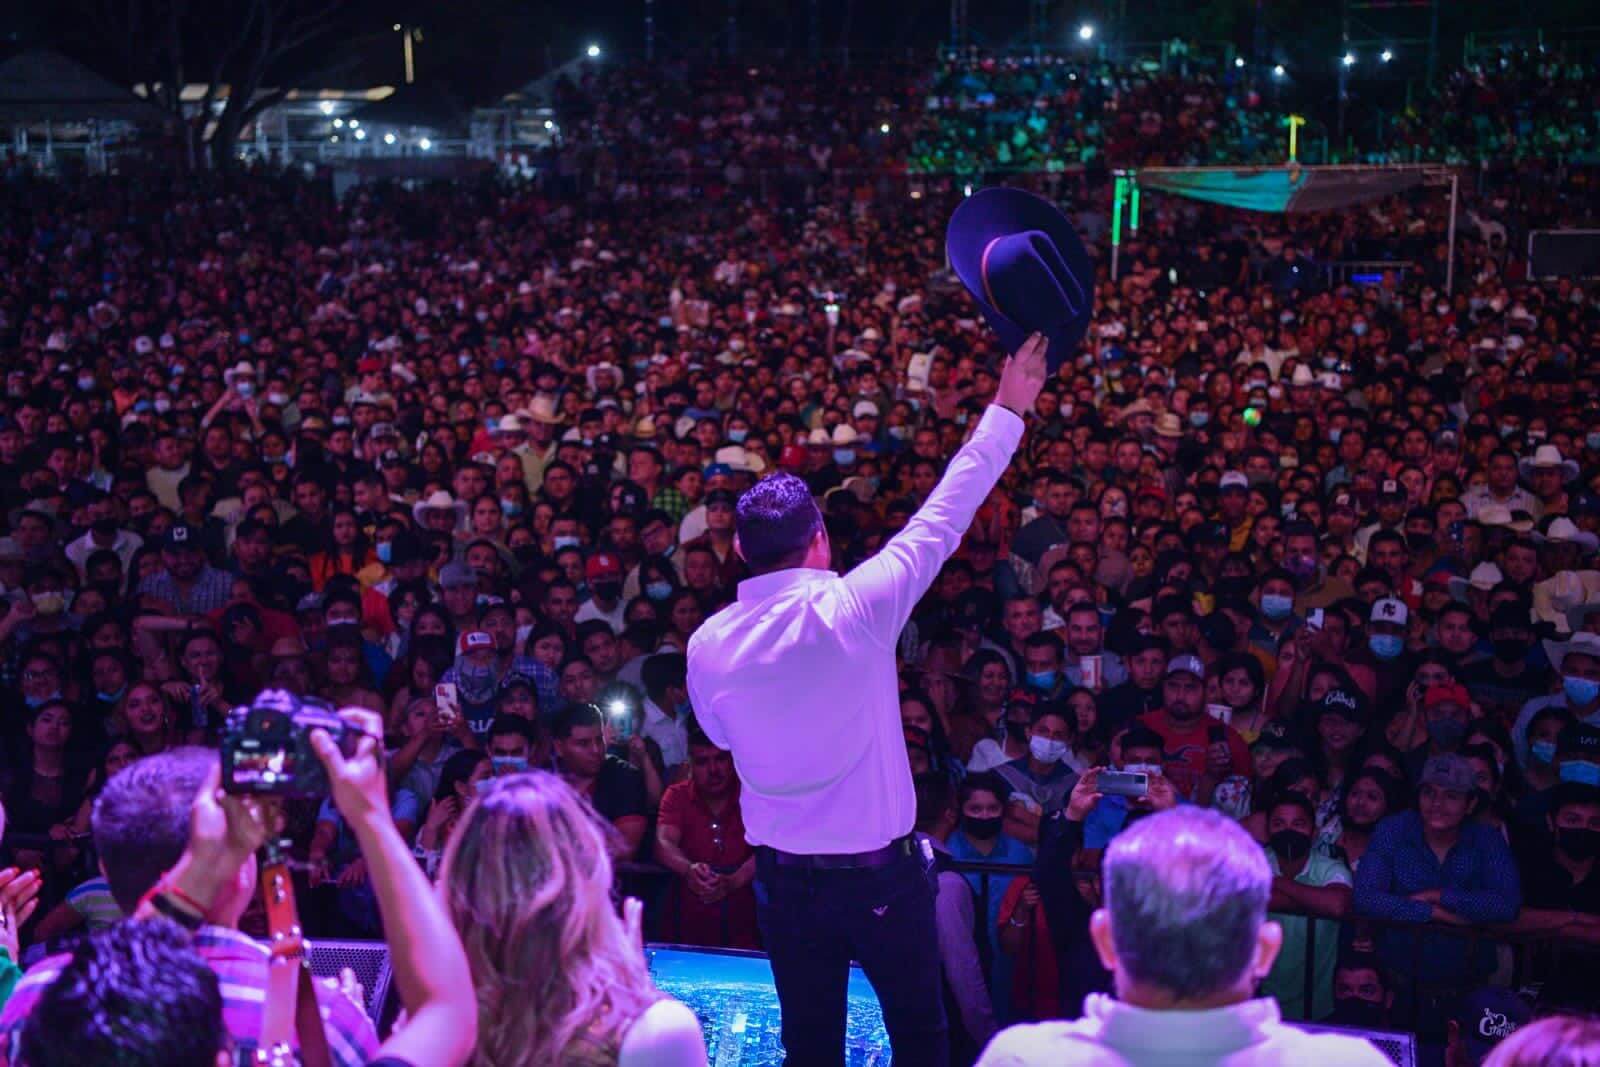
top-left (754, 846), bottom-right (950, 1067)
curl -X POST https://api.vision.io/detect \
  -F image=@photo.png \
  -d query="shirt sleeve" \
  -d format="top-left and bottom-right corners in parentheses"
top-left (842, 405), bottom-right (1023, 647)
top-left (1352, 819), bottom-right (1432, 923)
top-left (1439, 829), bottom-right (1522, 924)
top-left (657, 782), bottom-right (688, 832)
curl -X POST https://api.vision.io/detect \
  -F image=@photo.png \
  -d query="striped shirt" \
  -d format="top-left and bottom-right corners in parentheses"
top-left (137, 565), bottom-right (236, 616)
top-left (0, 925), bottom-right (378, 1066)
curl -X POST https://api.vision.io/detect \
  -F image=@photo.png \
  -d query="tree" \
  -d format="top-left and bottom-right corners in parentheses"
top-left (77, 0), bottom-right (350, 170)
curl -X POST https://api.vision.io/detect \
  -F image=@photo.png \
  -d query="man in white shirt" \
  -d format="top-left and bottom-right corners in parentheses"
top-left (688, 335), bottom-right (1047, 1066)
top-left (976, 807), bottom-right (1390, 1067)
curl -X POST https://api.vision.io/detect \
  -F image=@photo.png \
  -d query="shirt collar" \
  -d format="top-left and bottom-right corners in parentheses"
top-left (736, 566), bottom-right (833, 604)
top-left (1089, 993), bottom-right (1282, 1054)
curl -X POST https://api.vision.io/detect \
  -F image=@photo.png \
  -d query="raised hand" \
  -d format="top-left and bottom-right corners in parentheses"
top-left (995, 332), bottom-right (1050, 416)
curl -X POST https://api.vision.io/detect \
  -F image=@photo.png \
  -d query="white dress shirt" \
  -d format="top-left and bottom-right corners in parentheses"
top-left (687, 405), bottom-right (1023, 854)
top-left (977, 994), bottom-right (1391, 1067)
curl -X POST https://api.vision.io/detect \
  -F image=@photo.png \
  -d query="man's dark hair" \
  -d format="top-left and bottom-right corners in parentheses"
top-left (735, 473), bottom-right (824, 572)
top-left (91, 747), bottom-right (217, 912)
top-left (20, 920), bottom-right (225, 1067)
top-left (551, 701), bottom-right (604, 739)
top-left (958, 771), bottom-right (1007, 808)
top-left (685, 713), bottom-right (715, 749)
top-left (488, 714), bottom-right (537, 746)
top-left (1022, 631), bottom-right (1065, 657)
top-left (575, 619), bottom-right (616, 645)
top-left (913, 771), bottom-right (955, 832)
top-left (641, 652), bottom-right (688, 703)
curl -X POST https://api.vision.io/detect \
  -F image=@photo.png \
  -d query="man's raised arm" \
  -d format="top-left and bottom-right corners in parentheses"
top-left (843, 333), bottom-right (1049, 644)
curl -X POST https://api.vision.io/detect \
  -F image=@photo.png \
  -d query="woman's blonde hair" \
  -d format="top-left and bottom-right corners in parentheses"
top-left (439, 771), bottom-right (658, 1066)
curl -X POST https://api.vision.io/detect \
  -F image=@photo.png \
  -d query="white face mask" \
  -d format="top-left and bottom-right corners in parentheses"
top-left (1029, 736), bottom-right (1068, 764)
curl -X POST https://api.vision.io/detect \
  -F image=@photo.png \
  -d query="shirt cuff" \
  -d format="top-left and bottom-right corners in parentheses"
top-left (980, 404), bottom-right (1026, 450)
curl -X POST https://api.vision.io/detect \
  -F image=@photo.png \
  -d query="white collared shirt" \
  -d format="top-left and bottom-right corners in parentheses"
top-left (688, 406), bottom-right (1023, 854)
top-left (977, 994), bottom-right (1392, 1066)
top-left (641, 697), bottom-right (689, 773)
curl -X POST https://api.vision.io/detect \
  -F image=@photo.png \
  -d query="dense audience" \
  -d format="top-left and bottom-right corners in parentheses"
top-left (0, 44), bottom-right (1597, 1067)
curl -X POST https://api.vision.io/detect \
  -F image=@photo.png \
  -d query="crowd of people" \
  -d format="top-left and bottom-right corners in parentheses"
top-left (0, 42), bottom-right (1596, 1067)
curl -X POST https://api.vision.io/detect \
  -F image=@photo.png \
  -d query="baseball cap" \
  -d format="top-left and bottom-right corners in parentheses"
top-left (1370, 597), bottom-right (1409, 626)
top-left (705, 488), bottom-right (737, 510)
top-left (1420, 754), bottom-right (1475, 794)
top-left (1451, 986), bottom-right (1531, 1063)
top-left (585, 551), bottom-right (623, 580)
top-left (1219, 471), bottom-right (1249, 492)
top-left (1558, 721), bottom-right (1600, 758)
top-left (1251, 720), bottom-right (1300, 753)
top-left (439, 561), bottom-right (478, 589)
top-left (1330, 492), bottom-right (1356, 513)
top-left (368, 421), bottom-right (398, 441)
top-left (1378, 479), bottom-right (1404, 500)
top-left (852, 400), bottom-right (880, 419)
top-left (357, 356), bottom-right (386, 374)
top-left (1316, 687), bottom-right (1369, 723)
top-left (386, 529), bottom-right (423, 566)
top-left (1423, 682), bottom-right (1472, 712)
top-left (458, 631), bottom-right (494, 656)
top-left (1165, 654), bottom-right (1205, 680)
top-left (161, 524), bottom-right (201, 551)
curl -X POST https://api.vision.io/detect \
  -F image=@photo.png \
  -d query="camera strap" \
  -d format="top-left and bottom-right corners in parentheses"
top-left (257, 854), bottom-right (333, 1067)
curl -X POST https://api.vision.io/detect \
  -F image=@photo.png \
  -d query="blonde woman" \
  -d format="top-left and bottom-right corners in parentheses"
top-left (439, 771), bottom-right (706, 1067)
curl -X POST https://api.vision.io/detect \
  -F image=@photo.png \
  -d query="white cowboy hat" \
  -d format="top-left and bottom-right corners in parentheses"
top-left (1533, 517), bottom-right (1600, 553)
top-left (1475, 504), bottom-right (1534, 533)
top-left (714, 445), bottom-right (766, 475)
top-left (223, 361), bottom-right (257, 385)
top-left (1448, 562), bottom-right (1504, 600)
top-left (1543, 631), bottom-right (1600, 674)
top-left (518, 395), bottom-right (565, 425)
top-left (411, 490), bottom-right (467, 528)
top-left (1518, 444), bottom-right (1580, 484)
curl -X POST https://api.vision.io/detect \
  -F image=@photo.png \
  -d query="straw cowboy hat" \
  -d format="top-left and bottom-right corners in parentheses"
top-left (1518, 444), bottom-right (1580, 484)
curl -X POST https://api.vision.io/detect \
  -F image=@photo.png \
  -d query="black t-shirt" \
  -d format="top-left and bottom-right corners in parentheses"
top-left (1098, 681), bottom-right (1161, 737)
top-left (1519, 849), bottom-right (1600, 914)
top-left (591, 755), bottom-right (647, 824)
top-left (1460, 658), bottom-right (1554, 721)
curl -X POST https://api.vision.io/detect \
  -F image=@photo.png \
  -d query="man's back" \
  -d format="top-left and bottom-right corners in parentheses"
top-left (688, 405), bottom-right (1024, 854)
top-left (977, 994), bottom-right (1390, 1067)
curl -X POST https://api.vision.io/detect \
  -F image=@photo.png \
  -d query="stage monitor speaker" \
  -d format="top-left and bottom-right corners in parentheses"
top-left (1298, 1021), bottom-right (1416, 1067)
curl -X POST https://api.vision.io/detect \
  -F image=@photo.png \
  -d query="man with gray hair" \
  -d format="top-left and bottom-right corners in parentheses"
top-left (979, 807), bottom-right (1390, 1065)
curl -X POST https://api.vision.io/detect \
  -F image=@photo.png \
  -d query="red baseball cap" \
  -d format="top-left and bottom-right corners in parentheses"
top-left (779, 444), bottom-right (808, 472)
top-left (585, 551), bottom-right (623, 579)
top-left (458, 631), bottom-right (494, 655)
top-left (357, 356), bottom-right (386, 374)
top-left (1423, 682), bottom-right (1471, 712)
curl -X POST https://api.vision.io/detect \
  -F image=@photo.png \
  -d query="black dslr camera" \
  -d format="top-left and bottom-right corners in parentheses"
top-left (221, 689), bottom-right (348, 797)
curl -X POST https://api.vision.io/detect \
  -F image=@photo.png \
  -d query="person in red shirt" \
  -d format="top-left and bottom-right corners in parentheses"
top-left (654, 717), bottom-right (759, 949)
top-left (1139, 654), bottom-right (1252, 805)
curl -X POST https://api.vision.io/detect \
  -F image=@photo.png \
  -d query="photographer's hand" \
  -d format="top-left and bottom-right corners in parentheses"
top-left (310, 708), bottom-right (390, 830)
top-left (165, 764), bottom-right (270, 917)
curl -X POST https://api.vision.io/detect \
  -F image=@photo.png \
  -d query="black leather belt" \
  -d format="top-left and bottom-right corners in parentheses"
top-left (759, 835), bottom-right (917, 870)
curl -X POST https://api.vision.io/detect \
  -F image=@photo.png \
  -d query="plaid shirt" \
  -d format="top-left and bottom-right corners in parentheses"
top-left (0, 925), bottom-right (379, 1067)
top-left (440, 654), bottom-right (560, 717)
top-left (653, 486), bottom-right (691, 522)
top-left (137, 565), bottom-right (236, 617)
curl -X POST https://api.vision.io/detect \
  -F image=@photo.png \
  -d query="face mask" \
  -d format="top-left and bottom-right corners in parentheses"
top-left (267, 392), bottom-right (289, 406)
top-left (235, 380), bottom-right (255, 399)
top-left (887, 426), bottom-right (908, 440)
top-left (1351, 322), bottom-right (1368, 337)
top-left (31, 592), bottom-right (66, 617)
top-left (1426, 717), bottom-right (1466, 751)
top-left (1329, 427), bottom-right (1343, 445)
top-left (553, 535), bottom-right (580, 551)
top-left (1261, 594), bottom-right (1293, 621)
top-left (376, 542), bottom-right (393, 564)
top-left (77, 375), bottom-right (97, 392)
top-left (23, 693), bottom-right (60, 709)
top-left (833, 448), bottom-right (856, 466)
top-left (1564, 675), bottom-right (1600, 707)
top-left (491, 756), bottom-right (529, 776)
top-left (92, 517), bottom-right (119, 539)
top-left (1493, 638), bottom-right (1529, 663)
top-left (1189, 411), bottom-right (1209, 428)
top-left (1025, 670), bottom-right (1058, 691)
top-left (1029, 736), bottom-right (1068, 764)
top-left (1558, 827), bottom-right (1600, 861)
top-left (1329, 998), bottom-right (1387, 1029)
top-left (500, 499), bottom-right (523, 518)
top-left (1269, 828), bottom-right (1311, 862)
top-left (153, 396), bottom-right (172, 414)
top-left (962, 814), bottom-right (1003, 841)
top-left (645, 581), bottom-right (673, 601)
top-left (1285, 554), bottom-right (1317, 579)
top-left (1561, 761), bottom-right (1600, 787)
top-left (96, 685), bottom-right (128, 704)
top-left (728, 428), bottom-right (748, 443)
top-left (1368, 633), bottom-right (1403, 661)
top-left (1531, 740), bottom-right (1557, 765)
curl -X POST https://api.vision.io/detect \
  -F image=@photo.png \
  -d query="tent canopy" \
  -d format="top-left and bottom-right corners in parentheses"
top-left (0, 49), bottom-right (166, 124)
top-left (1131, 164), bottom-right (1443, 214)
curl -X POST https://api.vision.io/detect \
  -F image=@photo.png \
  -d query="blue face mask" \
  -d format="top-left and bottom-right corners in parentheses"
top-left (1530, 739), bottom-right (1557, 765)
top-left (491, 756), bottom-right (529, 776)
top-left (833, 448), bottom-right (856, 466)
top-left (1189, 411), bottom-right (1210, 428)
top-left (553, 535), bottom-right (580, 550)
top-left (96, 686), bottom-right (127, 704)
top-left (1260, 594), bottom-right (1294, 621)
top-left (376, 542), bottom-right (393, 564)
top-left (1368, 633), bottom-right (1404, 661)
top-left (1026, 670), bottom-right (1058, 691)
top-left (1560, 760), bottom-right (1600, 787)
top-left (1329, 428), bottom-right (1343, 445)
top-left (1352, 322), bottom-right (1368, 337)
top-left (500, 500), bottom-right (523, 518)
top-left (728, 428), bottom-right (749, 443)
top-left (675, 699), bottom-right (693, 718)
top-left (645, 580), bottom-right (673, 601)
top-left (1564, 675), bottom-right (1600, 707)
